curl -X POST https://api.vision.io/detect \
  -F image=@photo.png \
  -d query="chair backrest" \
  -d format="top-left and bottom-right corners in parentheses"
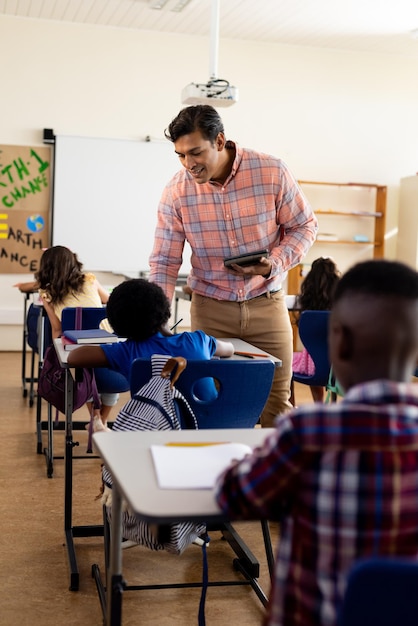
top-left (27, 304), bottom-right (52, 355)
top-left (293, 310), bottom-right (331, 386)
top-left (339, 557), bottom-right (418, 626)
top-left (130, 358), bottom-right (275, 429)
top-left (61, 306), bottom-right (106, 331)
top-left (61, 306), bottom-right (129, 394)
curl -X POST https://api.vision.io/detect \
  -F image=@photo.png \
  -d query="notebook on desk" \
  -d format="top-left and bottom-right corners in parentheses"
top-left (63, 328), bottom-right (118, 344)
top-left (150, 442), bottom-right (252, 489)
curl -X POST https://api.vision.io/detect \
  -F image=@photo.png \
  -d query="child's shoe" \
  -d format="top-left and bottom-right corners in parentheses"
top-left (86, 416), bottom-right (111, 433)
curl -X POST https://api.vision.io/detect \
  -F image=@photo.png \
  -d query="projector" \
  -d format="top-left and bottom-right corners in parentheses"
top-left (181, 81), bottom-right (238, 108)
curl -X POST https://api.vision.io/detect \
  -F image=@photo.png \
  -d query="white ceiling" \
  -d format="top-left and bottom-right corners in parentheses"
top-left (2, 0), bottom-right (418, 58)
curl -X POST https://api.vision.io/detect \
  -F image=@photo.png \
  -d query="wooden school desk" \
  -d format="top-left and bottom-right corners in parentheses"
top-left (92, 427), bottom-right (275, 626)
top-left (53, 337), bottom-right (281, 592)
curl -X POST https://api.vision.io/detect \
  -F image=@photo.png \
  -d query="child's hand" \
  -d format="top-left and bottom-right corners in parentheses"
top-left (13, 281), bottom-right (37, 293)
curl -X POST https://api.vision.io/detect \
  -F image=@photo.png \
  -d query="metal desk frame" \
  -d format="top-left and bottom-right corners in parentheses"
top-left (53, 338), bottom-right (280, 594)
top-left (53, 338), bottom-right (104, 591)
top-left (92, 429), bottom-right (275, 626)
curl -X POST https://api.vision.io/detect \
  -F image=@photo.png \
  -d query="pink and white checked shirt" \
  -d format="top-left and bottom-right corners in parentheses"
top-left (149, 142), bottom-right (317, 302)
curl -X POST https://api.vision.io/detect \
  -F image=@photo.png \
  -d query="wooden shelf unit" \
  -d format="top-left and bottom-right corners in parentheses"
top-left (287, 181), bottom-right (387, 294)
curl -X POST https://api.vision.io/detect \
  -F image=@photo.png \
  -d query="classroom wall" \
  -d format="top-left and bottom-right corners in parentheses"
top-left (2, 15), bottom-right (418, 349)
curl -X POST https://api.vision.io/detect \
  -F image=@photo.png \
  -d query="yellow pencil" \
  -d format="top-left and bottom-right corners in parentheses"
top-left (235, 351), bottom-right (270, 358)
top-left (165, 442), bottom-right (229, 447)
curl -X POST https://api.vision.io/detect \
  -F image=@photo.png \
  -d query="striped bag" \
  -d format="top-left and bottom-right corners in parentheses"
top-left (101, 353), bottom-right (206, 554)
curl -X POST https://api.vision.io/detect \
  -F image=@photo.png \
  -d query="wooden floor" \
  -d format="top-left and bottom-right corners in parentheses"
top-left (0, 351), bottom-right (313, 626)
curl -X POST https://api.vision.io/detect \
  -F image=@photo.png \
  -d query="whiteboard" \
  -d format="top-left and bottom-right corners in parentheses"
top-left (52, 135), bottom-right (191, 274)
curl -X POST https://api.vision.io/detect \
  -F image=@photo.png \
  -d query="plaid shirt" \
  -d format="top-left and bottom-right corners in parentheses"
top-left (149, 142), bottom-right (317, 302)
top-left (215, 380), bottom-right (418, 626)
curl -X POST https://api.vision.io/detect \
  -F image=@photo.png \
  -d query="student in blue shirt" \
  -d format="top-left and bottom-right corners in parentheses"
top-left (68, 279), bottom-right (234, 429)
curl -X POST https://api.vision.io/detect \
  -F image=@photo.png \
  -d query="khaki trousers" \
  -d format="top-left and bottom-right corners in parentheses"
top-left (190, 291), bottom-right (293, 428)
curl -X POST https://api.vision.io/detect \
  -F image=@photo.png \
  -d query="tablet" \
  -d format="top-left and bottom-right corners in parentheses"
top-left (224, 249), bottom-right (268, 268)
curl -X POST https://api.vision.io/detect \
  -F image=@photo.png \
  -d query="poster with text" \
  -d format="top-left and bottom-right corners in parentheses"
top-left (0, 144), bottom-right (51, 274)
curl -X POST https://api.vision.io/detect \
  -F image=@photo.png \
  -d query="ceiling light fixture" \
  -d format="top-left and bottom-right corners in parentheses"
top-left (171, 0), bottom-right (193, 12)
top-left (149, 0), bottom-right (192, 10)
top-left (149, 0), bottom-right (170, 9)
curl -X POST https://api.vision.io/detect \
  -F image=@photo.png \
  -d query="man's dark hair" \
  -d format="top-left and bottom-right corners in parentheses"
top-left (334, 259), bottom-right (418, 303)
top-left (106, 279), bottom-right (171, 341)
top-left (164, 105), bottom-right (224, 144)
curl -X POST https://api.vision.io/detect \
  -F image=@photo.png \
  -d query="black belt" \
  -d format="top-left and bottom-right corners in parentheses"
top-left (248, 289), bottom-right (281, 301)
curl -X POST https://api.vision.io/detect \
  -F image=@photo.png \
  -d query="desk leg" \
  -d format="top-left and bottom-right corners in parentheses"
top-left (64, 369), bottom-right (80, 591)
top-left (21, 294), bottom-right (29, 398)
top-left (62, 365), bottom-right (104, 592)
top-left (174, 295), bottom-right (179, 327)
top-left (107, 486), bottom-right (123, 626)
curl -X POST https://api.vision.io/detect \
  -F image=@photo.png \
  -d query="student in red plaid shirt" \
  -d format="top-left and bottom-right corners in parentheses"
top-left (215, 259), bottom-right (418, 626)
top-left (149, 105), bottom-right (317, 427)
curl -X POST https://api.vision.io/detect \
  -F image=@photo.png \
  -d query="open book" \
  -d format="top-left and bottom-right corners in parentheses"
top-left (151, 442), bottom-right (252, 489)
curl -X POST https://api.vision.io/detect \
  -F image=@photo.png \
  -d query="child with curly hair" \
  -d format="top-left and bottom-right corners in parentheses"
top-left (68, 278), bottom-right (234, 426)
top-left (16, 245), bottom-right (119, 428)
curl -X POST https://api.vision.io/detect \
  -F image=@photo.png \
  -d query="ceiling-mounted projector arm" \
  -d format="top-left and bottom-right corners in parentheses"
top-left (209, 0), bottom-right (220, 80)
top-left (181, 0), bottom-right (238, 107)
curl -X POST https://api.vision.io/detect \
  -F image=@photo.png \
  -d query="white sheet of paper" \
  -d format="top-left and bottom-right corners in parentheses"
top-left (151, 442), bottom-right (252, 489)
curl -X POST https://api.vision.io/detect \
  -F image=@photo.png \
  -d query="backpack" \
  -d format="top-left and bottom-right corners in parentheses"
top-left (38, 344), bottom-right (100, 416)
top-left (101, 354), bottom-right (206, 555)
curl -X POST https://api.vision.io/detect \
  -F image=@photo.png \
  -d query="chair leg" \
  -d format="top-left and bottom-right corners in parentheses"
top-left (36, 380), bottom-right (43, 455)
top-left (45, 403), bottom-right (54, 478)
top-left (289, 378), bottom-right (296, 406)
top-left (261, 520), bottom-right (275, 581)
top-left (220, 522), bottom-right (260, 578)
top-left (91, 505), bottom-right (109, 622)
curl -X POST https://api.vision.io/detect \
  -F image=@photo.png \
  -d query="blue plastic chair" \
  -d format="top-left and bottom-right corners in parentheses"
top-left (130, 357), bottom-right (275, 429)
top-left (117, 355), bottom-right (277, 608)
top-left (61, 306), bottom-right (108, 332)
top-left (61, 307), bottom-right (130, 395)
top-left (34, 306), bottom-right (53, 454)
top-left (339, 557), bottom-right (418, 626)
top-left (292, 310), bottom-right (331, 387)
top-left (292, 310), bottom-right (337, 402)
top-left (40, 307), bottom-right (130, 477)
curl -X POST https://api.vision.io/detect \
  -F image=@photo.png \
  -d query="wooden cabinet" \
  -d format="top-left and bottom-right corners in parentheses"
top-left (287, 181), bottom-right (387, 294)
top-left (397, 176), bottom-right (418, 270)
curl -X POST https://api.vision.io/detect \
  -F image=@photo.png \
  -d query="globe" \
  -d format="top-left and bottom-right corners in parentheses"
top-left (27, 214), bottom-right (45, 233)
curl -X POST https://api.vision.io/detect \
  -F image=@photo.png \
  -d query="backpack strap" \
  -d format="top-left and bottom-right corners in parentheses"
top-left (131, 394), bottom-right (176, 429)
top-left (161, 356), bottom-right (187, 388)
top-left (75, 306), bottom-right (83, 330)
top-left (74, 306), bottom-right (101, 452)
top-left (325, 366), bottom-right (344, 403)
top-left (173, 393), bottom-right (198, 430)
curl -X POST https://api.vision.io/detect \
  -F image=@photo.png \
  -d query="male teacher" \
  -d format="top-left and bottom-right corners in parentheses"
top-left (149, 105), bottom-right (317, 427)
